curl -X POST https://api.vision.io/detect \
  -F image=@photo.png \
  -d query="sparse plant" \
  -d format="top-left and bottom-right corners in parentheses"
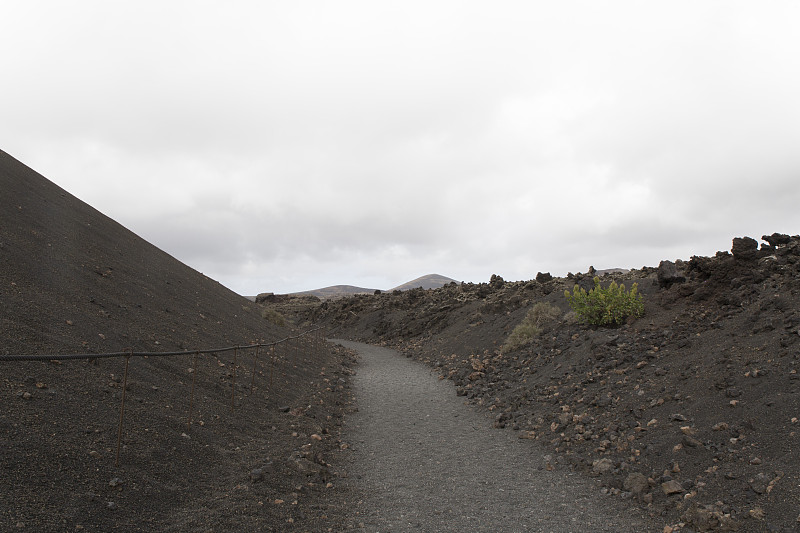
top-left (501, 302), bottom-right (560, 353)
top-left (564, 277), bottom-right (644, 326)
top-left (261, 308), bottom-right (286, 327)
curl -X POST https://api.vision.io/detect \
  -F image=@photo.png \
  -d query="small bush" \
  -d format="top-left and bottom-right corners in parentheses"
top-left (565, 277), bottom-right (644, 326)
top-left (501, 302), bottom-right (560, 353)
top-left (261, 308), bottom-right (286, 327)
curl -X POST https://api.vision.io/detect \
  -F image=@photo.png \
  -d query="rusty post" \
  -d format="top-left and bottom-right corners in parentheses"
top-left (187, 351), bottom-right (198, 430)
top-left (250, 344), bottom-right (260, 394)
top-left (115, 354), bottom-right (131, 467)
top-left (231, 345), bottom-right (238, 413)
top-left (269, 345), bottom-right (275, 389)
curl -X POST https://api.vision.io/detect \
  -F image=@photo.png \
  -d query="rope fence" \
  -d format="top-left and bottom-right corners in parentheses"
top-left (3, 325), bottom-right (332, 466)
top-left (0, 326), bottom-right (326, 362)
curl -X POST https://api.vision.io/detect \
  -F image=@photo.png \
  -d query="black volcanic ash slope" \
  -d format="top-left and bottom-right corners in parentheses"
top-left (0, 148), bottom-right (282, 355)
top-left (0, 150), bottom-right (355, 532)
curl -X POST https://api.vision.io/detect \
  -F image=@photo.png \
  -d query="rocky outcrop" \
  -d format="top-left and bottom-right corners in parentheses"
top-left (657, 260), bottom-right (685, 288)
top-left (731, 236), bottom-right (759, 261)
top-left (762, 232), bottom-right (791, 248)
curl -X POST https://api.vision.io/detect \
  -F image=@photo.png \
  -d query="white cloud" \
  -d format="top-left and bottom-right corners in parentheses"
top-left (3, 1), bottom-right (800, 294)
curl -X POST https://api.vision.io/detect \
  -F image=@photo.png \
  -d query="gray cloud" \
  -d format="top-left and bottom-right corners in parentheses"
top-left (3, 1), bottom-right (799, 294)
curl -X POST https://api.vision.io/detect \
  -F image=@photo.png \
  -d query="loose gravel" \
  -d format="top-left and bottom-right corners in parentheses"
top-left (335, 340), bottom-right (660, 532)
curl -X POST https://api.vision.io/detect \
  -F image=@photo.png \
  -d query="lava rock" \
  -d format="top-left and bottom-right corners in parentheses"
top-left (657, 260), bottom-right (686, 288)
top-left (661, 479), bottom-right (684, 495)
top-left (762, 233), bottom-right (791, 247)
top-left (731, 236), bottom-right (759, 261)
top-left (623, 472), bottom-right (649, 496)
top-left (592, 457), bottom-right (614, 474)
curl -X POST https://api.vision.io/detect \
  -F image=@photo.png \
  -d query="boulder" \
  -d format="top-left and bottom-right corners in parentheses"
top-left (762, 232), bottom-right (791, 247)
top-left (731, 237), bottom-right (758, 261)
top-left (536, 272), bottom-right (553, 283)
top-left (657, 260), bottom-right (686, 288)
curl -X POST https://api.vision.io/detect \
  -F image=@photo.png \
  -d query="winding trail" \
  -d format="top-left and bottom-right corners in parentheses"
top-left (335, 340), bottom-right (659, 532)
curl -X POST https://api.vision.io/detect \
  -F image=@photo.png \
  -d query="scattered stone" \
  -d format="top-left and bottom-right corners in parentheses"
top-left (682, 435), bottom-right (703, 448)
top-left (682, 503), bottom-right (716, 531)
top-left (292, 457), bottom-right (323, 477)
top-left (662, 479), bottom-right (684, 495)
top-left (623, 472), bottom-right (649, 496)
top-left (108, 477), bottom-right (124, 488)
top-left (592, 458), bottom-right (614, 474)
top-left (749, 472), bottom-right (771, 494)
top-left (250, 468), bottom-right (265, 483)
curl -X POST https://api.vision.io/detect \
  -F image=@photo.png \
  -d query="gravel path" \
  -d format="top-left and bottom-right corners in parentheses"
top-left (334, 340), bottom-right (660, 532)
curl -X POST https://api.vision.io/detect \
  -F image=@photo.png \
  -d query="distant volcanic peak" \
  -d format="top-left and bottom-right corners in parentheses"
top-left (390, 273), bottom-right (458, 291)
top-left (283, 274), bottom-right (458, 300)
top-left (291, 284), bottom-right (377, 300)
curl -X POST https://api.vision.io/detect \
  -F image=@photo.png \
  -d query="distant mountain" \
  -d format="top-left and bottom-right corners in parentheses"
top-left (282, 274), bottom-right (459, 300)
top-left (292, 284), bottom-right (377, 300)
top-left (390, 274), bottom-right (458, 291)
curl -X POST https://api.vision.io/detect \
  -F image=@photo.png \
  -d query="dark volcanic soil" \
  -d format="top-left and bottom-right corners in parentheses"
top-left (1, 150), bottom-right (356, 532)
top-left (305, 236), bottom-right (800, 532)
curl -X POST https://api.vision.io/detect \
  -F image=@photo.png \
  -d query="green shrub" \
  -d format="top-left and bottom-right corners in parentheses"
top-left (501, 302), bottom-right (560, 353)
top-left (261, 308), bottom-right (286, 327)
top-left (564, 277), bottom-right (644, 326)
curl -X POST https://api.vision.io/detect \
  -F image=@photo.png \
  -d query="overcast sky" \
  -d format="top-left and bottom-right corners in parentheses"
top-left (3, 1), bottom-right (799, 295)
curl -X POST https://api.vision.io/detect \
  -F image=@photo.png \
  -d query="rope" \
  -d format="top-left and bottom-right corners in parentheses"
top-left (0, 326), bottom-right (325, 362)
